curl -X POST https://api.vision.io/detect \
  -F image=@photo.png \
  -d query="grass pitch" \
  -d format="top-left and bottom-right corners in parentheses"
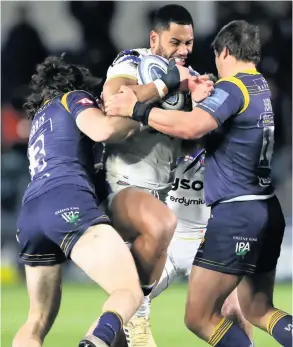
top-left (2, 282), bottom-right (292, 347)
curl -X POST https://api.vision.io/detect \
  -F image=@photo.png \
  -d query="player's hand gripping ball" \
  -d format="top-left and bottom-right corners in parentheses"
top-left (137, 55), bottom-right (186, 110)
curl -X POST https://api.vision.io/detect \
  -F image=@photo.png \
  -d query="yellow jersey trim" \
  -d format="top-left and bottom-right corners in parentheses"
top-left (216, 77), bottom-right (250, 114)
top-left (238, 68), bottom-right (259, 75)
top-left (61, 92), bottom-right (71, 113)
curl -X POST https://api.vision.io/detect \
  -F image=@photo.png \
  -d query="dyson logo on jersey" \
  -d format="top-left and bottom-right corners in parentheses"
top-left (169, 195), bottom-right (205, 206)
top-left (171, 178), bottom-right (204, 191)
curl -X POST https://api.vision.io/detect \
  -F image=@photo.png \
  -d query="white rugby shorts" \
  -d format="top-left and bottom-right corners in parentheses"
top-left (106, 172), bottom-right (171, 205)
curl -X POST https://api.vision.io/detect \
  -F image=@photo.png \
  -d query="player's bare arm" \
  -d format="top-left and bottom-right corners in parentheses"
top-left (102, 67), bottom-right (163, 134)
top-left (107, 100), bottom-right (218, 140)
top-left (103, 76), bottom-right (161, 103)
top-left (149, 107), bottom-right (217, 140)
top-left (103, 61), bottom-right (191, 104)
top-left (105, 76), bottom-right (217, 140)
top-left (76, 107), bottom-right (141, 143)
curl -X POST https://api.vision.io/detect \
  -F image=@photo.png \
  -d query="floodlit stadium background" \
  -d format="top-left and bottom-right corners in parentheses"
top-left (1, 1), bottom-right (292, 347)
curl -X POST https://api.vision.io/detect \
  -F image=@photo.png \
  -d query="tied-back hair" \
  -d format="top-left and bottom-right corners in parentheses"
top-left (24, 54), bottom-right (102, 119)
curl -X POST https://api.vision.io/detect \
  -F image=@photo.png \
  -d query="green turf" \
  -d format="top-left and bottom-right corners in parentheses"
top-left (1, 283), bottom-right (292, 347)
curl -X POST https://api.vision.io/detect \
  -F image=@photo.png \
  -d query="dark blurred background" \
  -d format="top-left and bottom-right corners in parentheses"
top-left (1, 1), bottom-right (292, 283)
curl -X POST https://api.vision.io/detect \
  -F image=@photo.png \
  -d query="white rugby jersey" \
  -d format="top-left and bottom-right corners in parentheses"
top-left (167, 149), bottom-right (211, 230)
top-left (105, 48), bottom-right (187, 190)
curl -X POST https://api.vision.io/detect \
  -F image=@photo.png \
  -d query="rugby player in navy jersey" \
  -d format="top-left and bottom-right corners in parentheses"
top-left (13, 56), bottom-right (144, 347)
top-left (106, 20), bottom-right (292, 347)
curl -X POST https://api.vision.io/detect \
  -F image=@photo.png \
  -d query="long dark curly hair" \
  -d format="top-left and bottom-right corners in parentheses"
top-left (24, 54), bottom-right (102, 119)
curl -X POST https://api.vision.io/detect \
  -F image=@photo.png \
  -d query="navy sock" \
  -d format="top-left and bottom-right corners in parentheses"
top-left (92, 311), bottom-right (122, 346)
top-left (208, 318), bottom-right (253, 347)
top-left (141, 282), bottom-right (156, 297)
top-left (267, 310), bottom-right (293, 347)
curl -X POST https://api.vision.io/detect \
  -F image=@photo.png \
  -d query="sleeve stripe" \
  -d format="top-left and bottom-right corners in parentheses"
top-left (216, 77), bottom-right (250, 114)
top-left (61, 92), bottom-right (71, 113)
top-left (120, 56), bottom-right (140, 64)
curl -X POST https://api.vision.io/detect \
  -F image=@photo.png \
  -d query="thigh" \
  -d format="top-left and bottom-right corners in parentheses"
top-left (70, 224), bottom-right (141, 295)
top-left (109, 186), bottom-right (176, 242)
top-left (193, 200), bottom-right (269, 276)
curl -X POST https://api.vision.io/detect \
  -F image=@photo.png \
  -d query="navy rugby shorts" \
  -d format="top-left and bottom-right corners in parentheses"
top-left (17, 184), bottom-right (111, 266)
top-left (193, 196), bottom-right (285, 275)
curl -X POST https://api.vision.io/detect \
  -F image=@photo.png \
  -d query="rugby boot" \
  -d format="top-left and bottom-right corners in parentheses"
top-left (124, 316), bottom-right (157, 347)
top-left (79, 335), bottom-right (109, 347)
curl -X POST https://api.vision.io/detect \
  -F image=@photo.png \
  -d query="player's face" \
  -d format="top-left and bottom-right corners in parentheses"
top-left (150, 23), bottom-right (194, 66)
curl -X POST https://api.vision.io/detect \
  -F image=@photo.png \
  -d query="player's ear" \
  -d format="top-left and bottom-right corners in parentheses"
top-left (150, 30), bottom-right (158, 49)
top-left (222, 47), bottom-right (229, 60)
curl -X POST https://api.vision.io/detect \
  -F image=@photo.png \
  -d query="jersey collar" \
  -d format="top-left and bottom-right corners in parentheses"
top-left (235, 68), bottom-right (259, 75)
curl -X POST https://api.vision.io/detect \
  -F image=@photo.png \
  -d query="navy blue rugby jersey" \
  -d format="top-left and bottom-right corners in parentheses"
top-left (23, 91), bottom-right (103, 204)
top-left (196, 69), bottom-right (275, 206)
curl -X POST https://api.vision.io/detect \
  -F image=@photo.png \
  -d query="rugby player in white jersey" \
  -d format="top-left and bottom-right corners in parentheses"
top-left (101, 5), bottom-right (200, 345)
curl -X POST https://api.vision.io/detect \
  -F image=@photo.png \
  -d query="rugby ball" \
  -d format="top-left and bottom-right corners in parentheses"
top-left (137, 55), bottom-right (186, 110)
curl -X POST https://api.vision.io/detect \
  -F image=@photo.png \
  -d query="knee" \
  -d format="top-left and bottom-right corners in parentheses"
top-left (115, 286), bottom-right (144, 313)
top-left (238, 294), bottom-right (273, 327)
top-left (240, 305), bottom-right (271, 328)
top-left (221, 299), bottom-right (240, 320)
top-left (184, 306), bottom-right (205, 336)
top-left (222, 303), bottom-right (247, 328)
top-left (163, 209), bottom-right (177, 239)
top-left (149, 209), bottom-right (177, 248)
top-left (122, 279), bottom-right (144, 310)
